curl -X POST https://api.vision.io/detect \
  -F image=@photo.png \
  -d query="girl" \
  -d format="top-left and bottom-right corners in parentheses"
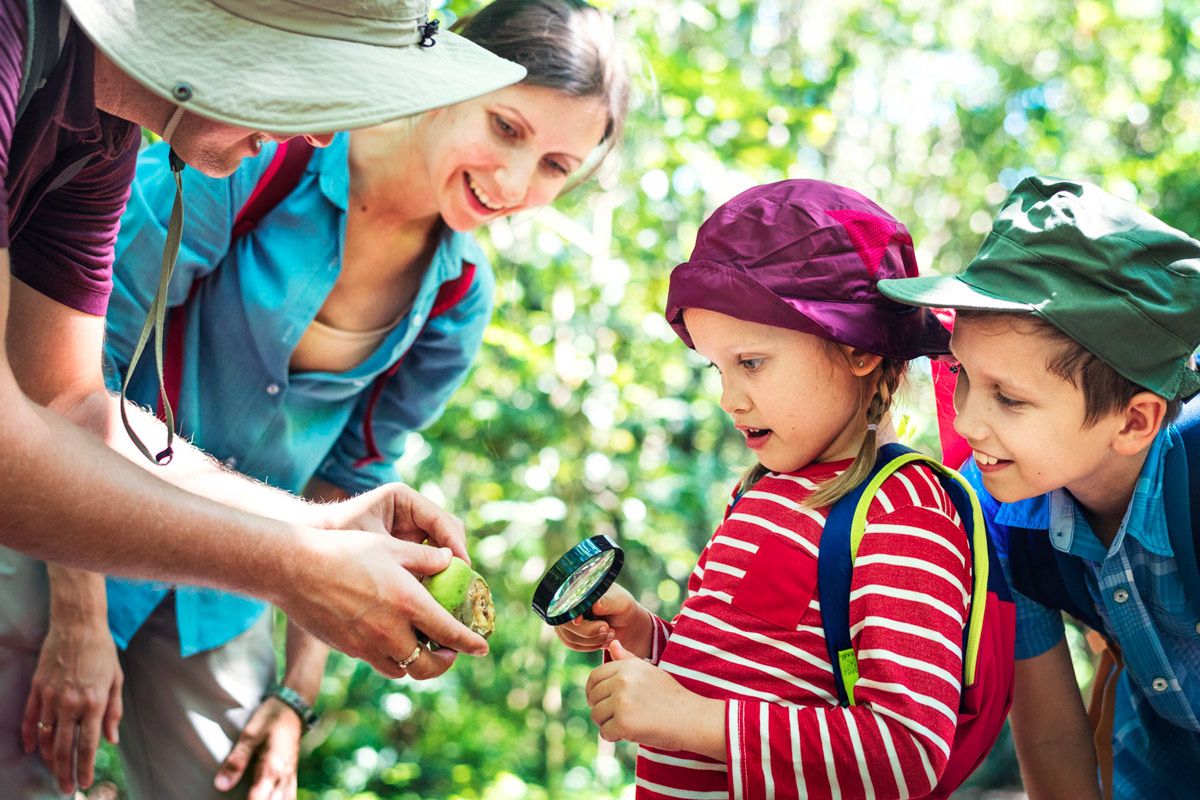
top-left (558, 180), bottom-right (975, 799)
top-left (24, 1), bottom-right (630, 798)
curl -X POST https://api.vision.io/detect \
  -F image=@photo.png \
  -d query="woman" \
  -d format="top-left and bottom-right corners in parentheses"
top-left (23, 1), bottom-right (630, 798)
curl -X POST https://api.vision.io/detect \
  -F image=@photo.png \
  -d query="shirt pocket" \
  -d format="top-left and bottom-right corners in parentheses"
top-left (731, 534), bottom-right (818, 630)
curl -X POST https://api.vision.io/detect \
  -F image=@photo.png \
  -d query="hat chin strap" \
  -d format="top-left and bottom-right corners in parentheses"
top-left (162, 104), bottom-right (187, 145)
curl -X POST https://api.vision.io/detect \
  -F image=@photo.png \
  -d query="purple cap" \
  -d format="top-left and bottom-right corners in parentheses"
top-left (666, 180), bottom-right (950, 359)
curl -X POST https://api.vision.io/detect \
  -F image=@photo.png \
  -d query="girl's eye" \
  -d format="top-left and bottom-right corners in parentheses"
top-left (994, 390), bottom-right (1023, 408)
top-left (543, 157), bottom-right (569, 177)
top-left (740, 358), bottom-right (763, 371)
top-left (705, 361), bottom-right (720, 373)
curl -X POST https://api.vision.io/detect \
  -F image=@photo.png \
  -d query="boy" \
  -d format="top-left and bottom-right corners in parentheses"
top-left (878, 175), bottom-right (1200, 800)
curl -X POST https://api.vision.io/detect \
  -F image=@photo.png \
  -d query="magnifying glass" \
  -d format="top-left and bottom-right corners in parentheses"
top-left (532, 535), bottom-right (624, 625)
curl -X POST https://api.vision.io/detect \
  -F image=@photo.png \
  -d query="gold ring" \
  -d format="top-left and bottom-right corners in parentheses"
top-left (394, 645), bottom-right (422, 669)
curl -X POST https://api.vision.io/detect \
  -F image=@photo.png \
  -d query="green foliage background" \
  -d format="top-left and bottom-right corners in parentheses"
top-left (93, 0), bottom-right (1200, 797)
top-left (307, 0), bottom-right (1200, 797)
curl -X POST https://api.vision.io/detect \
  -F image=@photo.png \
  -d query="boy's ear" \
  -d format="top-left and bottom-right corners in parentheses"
top-left (841, 346), bottom-right (884, 377)
top-left (1112, 391), bottom-right (1168, 455)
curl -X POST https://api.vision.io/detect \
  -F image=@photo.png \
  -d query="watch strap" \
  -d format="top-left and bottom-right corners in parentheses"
top-left (264, 684), bottom-right (319, 732)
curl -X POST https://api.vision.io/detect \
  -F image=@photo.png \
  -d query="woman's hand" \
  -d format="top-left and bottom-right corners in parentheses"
top-left (214, 697), bottom-right (301, 799)
top-left (21, 568), bottom-right (123, 794)
top-left (585, 640), bottom-right (726, 759)
top-left (554, 584), bottom-right (654, 657)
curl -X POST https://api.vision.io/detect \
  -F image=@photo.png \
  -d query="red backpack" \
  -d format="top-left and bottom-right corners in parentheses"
top-left (157, 139), bottom-right (475, 467)
top-left (818, 443), bottom-right (1016, 798)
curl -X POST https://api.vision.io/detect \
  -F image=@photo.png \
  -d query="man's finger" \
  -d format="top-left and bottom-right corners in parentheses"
top-left (405, 591), bottom-right (487, 656)
top-left (50, 718), bottom-right (76, 793)
top-left (37, 707), bottom-right (58, 773)
top-left (246, 754), bottom-right (281, 800)
top-left (215, 734), bottom-right (258, 792)
top-left (75, 707), bottom-right (103, 789)
top-left (389, 541), bottom-right (454, 578)
top-left (405, 647), bottom-right (457, 681)
top-left (389, 488), bottom-right (468, 558)
top-left (103, 683), bottom-right (122, 744)
top-left (20, 691), bottom-right (41, 754)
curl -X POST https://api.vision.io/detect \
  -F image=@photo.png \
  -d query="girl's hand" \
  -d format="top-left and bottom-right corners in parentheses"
top-left (585, 640), bottom-right (726, 758)
top-left (214, 697), bottom-right (302, 798)
top-left (554, 584), bottom-right (652, 656)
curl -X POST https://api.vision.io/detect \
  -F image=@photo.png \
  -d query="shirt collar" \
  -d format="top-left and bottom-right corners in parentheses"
top-left (992, 423), bottom-right (1174, 558)
top-left (313, 133), bottom-right (352, 210)
top-left (310, 134), bottom-right (475, 282)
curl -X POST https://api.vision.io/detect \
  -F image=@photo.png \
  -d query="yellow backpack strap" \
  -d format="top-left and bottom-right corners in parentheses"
top-left (846, 452), bottom-right (989, 686)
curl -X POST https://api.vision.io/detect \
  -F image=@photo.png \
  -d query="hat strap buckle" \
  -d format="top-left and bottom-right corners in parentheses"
top-left (419, 19), bottom-right (439, 47)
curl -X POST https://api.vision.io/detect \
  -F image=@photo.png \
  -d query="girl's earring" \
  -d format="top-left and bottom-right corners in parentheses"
top-left (857, 361), bottom-right (865, 367)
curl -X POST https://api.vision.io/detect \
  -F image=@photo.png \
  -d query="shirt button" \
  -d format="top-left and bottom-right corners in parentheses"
top-left (1112, 589), bottom-right (1129, 603)
top-left (1152, 678), bottom-right (1169, 692)
top-left (1195, 622), bottom-right (1200, 635)
top-left (266, 383), bottom-right (281, 396)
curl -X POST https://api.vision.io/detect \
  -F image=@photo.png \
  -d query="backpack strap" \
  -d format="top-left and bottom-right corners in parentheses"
top-left (1163, 397), bottom-right (1200, 612)
top-left (352, 261), bottom-right (477, 469)
top-left (818, 443), bottom-right (990, 706)
top-left (156, 140), bottom-right (314, 421)
top-left (229, 139), bottom-right (315, 239)
top-left (16, 0), bottom-right (66, 123)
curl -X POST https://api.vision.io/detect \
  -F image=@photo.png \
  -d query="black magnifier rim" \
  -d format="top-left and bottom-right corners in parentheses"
top-left (532, 534), bottom-right (624, 625)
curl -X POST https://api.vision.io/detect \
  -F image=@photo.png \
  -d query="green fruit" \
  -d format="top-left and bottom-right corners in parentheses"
top-left (421, 557), bottom-right (495, 641)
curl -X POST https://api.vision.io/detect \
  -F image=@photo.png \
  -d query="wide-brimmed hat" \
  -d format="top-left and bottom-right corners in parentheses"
top-left (666, 180), bottom-right (950, 360)
top-left (878, 175), bottom-right (1200, 401)
top-left (65, 0), bottom-right (527, 135)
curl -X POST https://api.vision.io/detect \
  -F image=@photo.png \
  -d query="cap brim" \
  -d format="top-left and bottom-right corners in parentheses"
top-left (877, 274), bottom-right (1036, 313)
top-left (67, 0), bottom-right (527, 134)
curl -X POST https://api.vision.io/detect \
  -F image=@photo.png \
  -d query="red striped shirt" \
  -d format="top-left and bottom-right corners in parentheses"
top-left (638, 459), bottom-right (971, 799)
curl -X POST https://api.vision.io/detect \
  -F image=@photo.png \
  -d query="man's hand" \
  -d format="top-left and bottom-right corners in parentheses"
top-left (585, 640), bottom-right (725, 758)
top-left (20, 586), bottom-right (123, 794)
top-left (214, 697), bottom-right (301, 799)
top-left (312, 482), bottom-right (470, 560)
top-left (555, 584), bottom-right (653, 658)
top-left (281, 528), bottom-right (478, 679)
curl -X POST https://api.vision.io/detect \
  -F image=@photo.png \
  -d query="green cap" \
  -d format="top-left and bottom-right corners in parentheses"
top-left (878, 175), bottom-right (1200, 401)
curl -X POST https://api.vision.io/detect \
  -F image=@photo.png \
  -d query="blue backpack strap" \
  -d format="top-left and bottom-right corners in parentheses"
top-left (818, 453), bottom-right (880, 706)
top-left (1164, 397), bottom-right (1200, 613)
top-left (819, 443), bottom-right (994, 706)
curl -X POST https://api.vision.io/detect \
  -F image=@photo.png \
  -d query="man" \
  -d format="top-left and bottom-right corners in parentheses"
top-left (0, 0), bottom-right (524, 793)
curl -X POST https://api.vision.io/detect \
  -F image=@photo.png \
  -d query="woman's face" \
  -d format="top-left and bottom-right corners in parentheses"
top-left (421, 84), bottom-right (609, 231)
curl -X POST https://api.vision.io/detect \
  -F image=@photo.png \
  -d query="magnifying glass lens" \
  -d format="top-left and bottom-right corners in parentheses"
top-left (547, 550), bottom-right (616, 615)
top-left (532, 535), bottom-right (624, 625)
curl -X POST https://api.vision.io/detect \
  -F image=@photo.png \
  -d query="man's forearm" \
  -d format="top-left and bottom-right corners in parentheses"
top-left (64, 387), bottom-right (327, 528)
top-left (1, 389), bottom-right (306, 604)
top-left (46, 564), bottom-right (109, 627)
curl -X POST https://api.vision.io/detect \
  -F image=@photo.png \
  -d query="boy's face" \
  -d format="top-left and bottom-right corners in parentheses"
top-left (950, 315), bottom-right (1120, 504)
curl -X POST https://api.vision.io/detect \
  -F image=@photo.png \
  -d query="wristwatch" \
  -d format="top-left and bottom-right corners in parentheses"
top-left (264, 684), bottom-right (319, 732)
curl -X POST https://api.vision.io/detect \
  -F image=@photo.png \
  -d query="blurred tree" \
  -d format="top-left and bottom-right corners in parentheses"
top-left (91, 0), bottom-right (1200, 797)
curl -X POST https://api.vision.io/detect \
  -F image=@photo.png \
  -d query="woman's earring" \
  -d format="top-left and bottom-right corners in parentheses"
top-left (858, 361), bottom-right (865, 367)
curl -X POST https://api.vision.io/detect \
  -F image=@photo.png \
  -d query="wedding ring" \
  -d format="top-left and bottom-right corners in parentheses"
top-left (394, 645), bottom-right (422, 669)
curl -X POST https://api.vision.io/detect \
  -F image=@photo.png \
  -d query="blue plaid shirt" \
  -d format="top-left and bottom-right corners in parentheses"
top-left (968, 424), bottom-right (1200, 798)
